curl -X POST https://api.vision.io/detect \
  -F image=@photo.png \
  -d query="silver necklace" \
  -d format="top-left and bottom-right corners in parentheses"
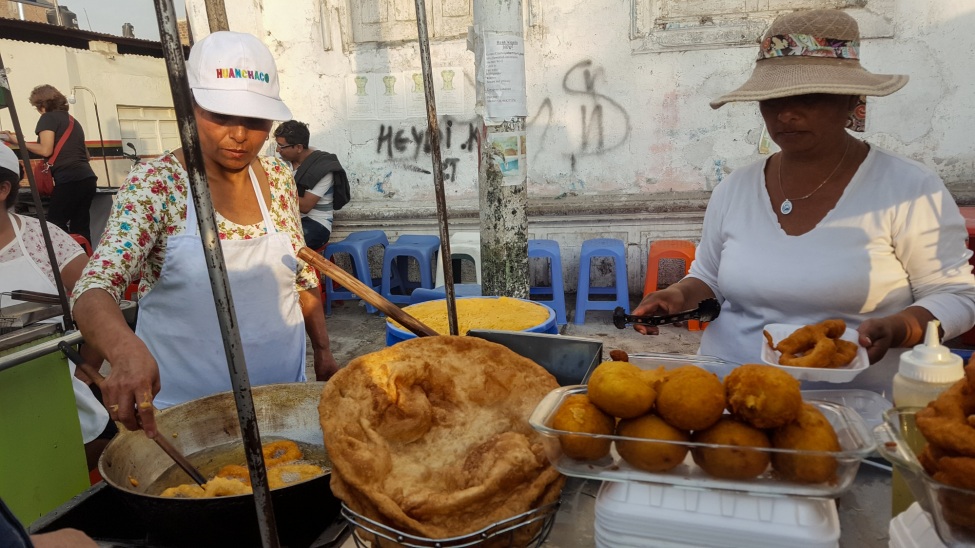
top-left (777, 139), bottom-right (852, 215)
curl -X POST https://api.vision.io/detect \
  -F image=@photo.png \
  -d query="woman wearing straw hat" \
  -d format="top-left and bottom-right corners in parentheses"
top-left (633, 9), bottom-right (975, 396)
top-left (71, 31), bottom-right (339, 436)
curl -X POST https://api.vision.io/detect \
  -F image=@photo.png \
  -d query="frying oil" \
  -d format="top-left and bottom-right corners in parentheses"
top-left (147, 437), bottom-right (331, 496)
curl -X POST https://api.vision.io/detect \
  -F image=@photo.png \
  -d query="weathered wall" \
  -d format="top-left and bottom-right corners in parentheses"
top-left (182, 0), bottom-right (975, 293)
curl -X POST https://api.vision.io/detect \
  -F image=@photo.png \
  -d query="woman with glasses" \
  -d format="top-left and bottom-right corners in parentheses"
top-left (71, 32), bottom-right (339, 436)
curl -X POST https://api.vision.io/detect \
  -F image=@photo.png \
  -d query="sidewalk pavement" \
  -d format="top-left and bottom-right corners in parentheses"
top-left (308, 296), bottom-right (704, 379)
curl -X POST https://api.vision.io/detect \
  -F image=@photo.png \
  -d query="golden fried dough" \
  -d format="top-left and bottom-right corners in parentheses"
top-left (551, 394), bottom-right (615, 461)
top-left (616, 414), bottom-right (690, 472)
top-left (587, 361), bottom-right (656, 419)
top-left (655, 366), bottom-right (725, 431)
top-left (725, 364), bottom-right (802, 429)
top-left (319, 336), bottom-right (564, 541)
top-left (770, 403), bottom-right (841, 483)
top-left (691, 417), bottom-right (771, 480)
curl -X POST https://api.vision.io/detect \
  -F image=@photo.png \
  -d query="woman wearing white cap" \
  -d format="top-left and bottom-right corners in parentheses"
top-left (71, 31), bottom-right (338, 435)
top-left (633, 9), bottom-right (975, 397)
top-left (0, 143), bottom-right (113, 470)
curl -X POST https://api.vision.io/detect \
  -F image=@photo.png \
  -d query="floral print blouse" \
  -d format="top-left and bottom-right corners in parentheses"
top-left (0, 213), bottom-right (85, 286)
top-left (72, 153), bottom-right (317, 306)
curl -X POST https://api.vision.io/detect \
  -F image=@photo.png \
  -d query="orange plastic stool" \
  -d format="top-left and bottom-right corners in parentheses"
top-left (643, 240), bottom-right (696, 296)
top-left (643, 240), bottom-right (702, 330)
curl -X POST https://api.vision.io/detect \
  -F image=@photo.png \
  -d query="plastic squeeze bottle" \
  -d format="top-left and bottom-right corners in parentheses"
top-left (890, 320), bottom-right (964, 516)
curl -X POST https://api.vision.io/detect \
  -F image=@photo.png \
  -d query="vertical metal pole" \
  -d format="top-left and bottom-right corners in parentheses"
top-left (0, 53), bottom-right (74, 331)
top-left (204, 0), bottom-right (229, 32)
top-left (91, 102), bottom-right (110, 187)
top-left (413, 0), bottom-right (459, 336)
top-left (473, 0), bottom-right (529, 299)
top-left (151, 2), bottom-right (279, 546)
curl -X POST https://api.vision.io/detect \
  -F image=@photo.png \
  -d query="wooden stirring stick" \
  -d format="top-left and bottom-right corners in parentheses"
top-left (297, 246), bottom-right (440, 338)
top-left (58, 342), bottom-right (208, 487)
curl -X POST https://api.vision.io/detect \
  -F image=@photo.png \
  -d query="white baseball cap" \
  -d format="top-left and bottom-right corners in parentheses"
top-left (0, 144), bottom-right (19, 175)
top-left (187, 31), bottom-right (293, 122)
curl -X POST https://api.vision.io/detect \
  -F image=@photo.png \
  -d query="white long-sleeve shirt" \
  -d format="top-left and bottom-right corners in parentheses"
top-left (688, 145), bottom-right (975, 398)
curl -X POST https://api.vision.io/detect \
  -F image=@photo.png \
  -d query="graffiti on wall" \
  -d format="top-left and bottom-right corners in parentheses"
top-left (529, 59), bottom-right (631, 169)
top-left (375, 117), bottom-right (479, 183)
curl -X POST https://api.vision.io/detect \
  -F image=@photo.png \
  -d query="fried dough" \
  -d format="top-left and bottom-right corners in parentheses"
top-left (319, 336), bottom-right (564, 542)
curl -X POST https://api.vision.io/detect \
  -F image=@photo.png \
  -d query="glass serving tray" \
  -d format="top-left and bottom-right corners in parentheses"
top-left (529, 386), bottom-right (877, 498)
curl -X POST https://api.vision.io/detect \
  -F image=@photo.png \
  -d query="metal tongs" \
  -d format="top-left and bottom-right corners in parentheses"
top-left (613, 298), bottom-right (721, 329)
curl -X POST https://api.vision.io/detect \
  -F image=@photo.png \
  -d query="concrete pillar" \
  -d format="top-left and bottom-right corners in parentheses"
top-left (204, 0), bottom-right (229, 31)
top-left (472, 0), bottom-right (529, 298)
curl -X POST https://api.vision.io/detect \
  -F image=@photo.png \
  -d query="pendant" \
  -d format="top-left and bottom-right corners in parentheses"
top-left (780, 199), bottom-right (793, 215)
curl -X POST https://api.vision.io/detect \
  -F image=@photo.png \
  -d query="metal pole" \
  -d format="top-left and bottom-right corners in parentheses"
top-left (72, 86), bottom-right (111, 187)
top-left (0, 53), bottom-right (74, 331)
top-left (203, 0), bottom-right (229, 32)
top-left (473, 0), bottom-right (530, 299)
top-left (413, 0), bottom-right (459, 336)
top-left (150, 1), bottom-right (279, 546)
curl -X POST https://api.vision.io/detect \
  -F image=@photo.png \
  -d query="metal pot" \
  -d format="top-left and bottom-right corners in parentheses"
top-left (98, 382), bottom-right (339, 547)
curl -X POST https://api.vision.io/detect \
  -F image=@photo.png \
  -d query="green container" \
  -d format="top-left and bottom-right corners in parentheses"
top-left (0, 335), bottom-right (89, 526)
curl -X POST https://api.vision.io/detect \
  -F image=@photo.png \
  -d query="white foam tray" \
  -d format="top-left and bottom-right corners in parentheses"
top-left (595, 480), bottom-right (840, 548)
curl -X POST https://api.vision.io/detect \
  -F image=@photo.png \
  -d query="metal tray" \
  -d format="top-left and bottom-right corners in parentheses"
top-left (529, 386), bottom-right (876, 498)
top-left (467, 330), bottom-right (602, 387)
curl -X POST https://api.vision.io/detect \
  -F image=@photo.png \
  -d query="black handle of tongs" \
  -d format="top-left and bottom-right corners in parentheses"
top-left (8, 290), bottom-right (63, 305)
top-left (613, 298), bottom-right (721, 329)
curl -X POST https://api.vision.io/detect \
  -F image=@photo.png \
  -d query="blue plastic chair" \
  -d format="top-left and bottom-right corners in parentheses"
top-left (322, 230), bottom-right (388, 315)
top-left (528, 239), bottom-right (568, 325)
top-left (408, 284), bottom-right (483, 304)
top-left (574, 238), bottom-right (629, 324)
top-left (380, 234), bottom-right (441, 304)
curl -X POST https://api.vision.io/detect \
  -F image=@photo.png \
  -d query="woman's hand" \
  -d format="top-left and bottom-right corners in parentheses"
top-left (313, 346), bottom-right (339, 382)
top-left (631, 286), bottom-right (689, 336)
top-left (100, 336), bottom-right (161, 436)
top-left (0, 130), bottom-right (17, 145)
top-left (857, 307), bottom-right (935, 364)
top-left (74, 288), bottom-right (161, 437)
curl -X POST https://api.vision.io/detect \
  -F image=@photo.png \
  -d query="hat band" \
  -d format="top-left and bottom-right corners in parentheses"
top-left (759, 34), bottom-right (860, 61)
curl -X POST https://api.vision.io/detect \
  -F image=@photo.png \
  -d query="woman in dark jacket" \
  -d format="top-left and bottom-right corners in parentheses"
top-left (2, 84), bottom-right (98, 244)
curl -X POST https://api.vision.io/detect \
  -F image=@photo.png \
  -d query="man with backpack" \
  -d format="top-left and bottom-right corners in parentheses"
top-left (273, 120), bottom-right (350, 248)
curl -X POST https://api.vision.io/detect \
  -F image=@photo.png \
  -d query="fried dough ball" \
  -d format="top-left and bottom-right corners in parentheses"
top-left (770, 403), bottom-right (841, 483)
top-left (551, 394), bottom-right (615, 460)
top-left (691, 417), bottom-right (771, 480)
top-left (267, 463), bottom-right (326, 489)
top-left (616, 414), bottom-right (690, 472)
top-left (724, 364), bottom-right (801, 429)
top-left (587, 361), bottom-right (656, 419)
top-left (655, 366), bottom-right (725, 431)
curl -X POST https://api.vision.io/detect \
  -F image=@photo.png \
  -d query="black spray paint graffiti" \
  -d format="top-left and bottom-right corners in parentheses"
top-left (375, 118), bottom-right (479, 182)
top-left (529, 59), bottom-right (631, 170)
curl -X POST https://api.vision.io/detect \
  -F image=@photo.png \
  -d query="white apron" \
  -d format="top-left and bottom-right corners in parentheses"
top-left (0, 212), bottom-right (109, 443)
top-left (136, 167), bottom-right (307, 409)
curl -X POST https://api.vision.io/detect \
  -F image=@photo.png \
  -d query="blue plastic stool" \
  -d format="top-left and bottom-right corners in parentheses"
top-left (574, 238), bottom-right (629, 324)
top-left (409, 284), bottom-right (482, 304)
top-left (323, 230), bottom-right (388, 315)
top-left (380, 235), bottom-right (441, 304)
top-left (528, 239), bottom-right (567, 325)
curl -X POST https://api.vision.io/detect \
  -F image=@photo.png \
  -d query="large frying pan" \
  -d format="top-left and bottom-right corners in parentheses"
top-left (98, 382), bottom-right (338, 547)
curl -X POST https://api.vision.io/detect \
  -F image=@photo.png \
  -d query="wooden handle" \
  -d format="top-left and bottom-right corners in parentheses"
top-left (298, 247), bottom-right (440, 338)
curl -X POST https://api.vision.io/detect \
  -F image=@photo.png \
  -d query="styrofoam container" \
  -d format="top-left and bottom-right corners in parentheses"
top-left (594, 481), bottom-right (840, 548)
top-left (889, 502), bottom-right (947, 548)
top-left (761, 323), bottom-right (869, 382)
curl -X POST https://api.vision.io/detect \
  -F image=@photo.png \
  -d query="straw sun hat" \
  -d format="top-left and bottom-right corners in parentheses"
top-left (710, 9), bottom-right (908, 109)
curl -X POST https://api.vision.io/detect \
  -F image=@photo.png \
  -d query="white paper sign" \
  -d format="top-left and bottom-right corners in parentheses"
top-left (488, 131), bottom-right (526, 186)
top-left (483, 33), bottom-right (527, 119)
top-left (345, 74), bottom-right (376, 120)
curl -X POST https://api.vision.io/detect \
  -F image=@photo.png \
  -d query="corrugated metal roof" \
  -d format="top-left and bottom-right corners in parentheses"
top-left (0, 17), bottom-right (189, 58)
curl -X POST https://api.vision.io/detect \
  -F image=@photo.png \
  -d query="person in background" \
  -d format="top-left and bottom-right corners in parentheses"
top-left (0, 143), bottom-right (113, 471)
top-left (273, 120), bottom-right (349, 249)
top-left (71, 31), bottom-right (339, 438)
top-left (2, 85), bottom-right (98, 245)
top-left (633, 9), bottom-right (975, 397)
